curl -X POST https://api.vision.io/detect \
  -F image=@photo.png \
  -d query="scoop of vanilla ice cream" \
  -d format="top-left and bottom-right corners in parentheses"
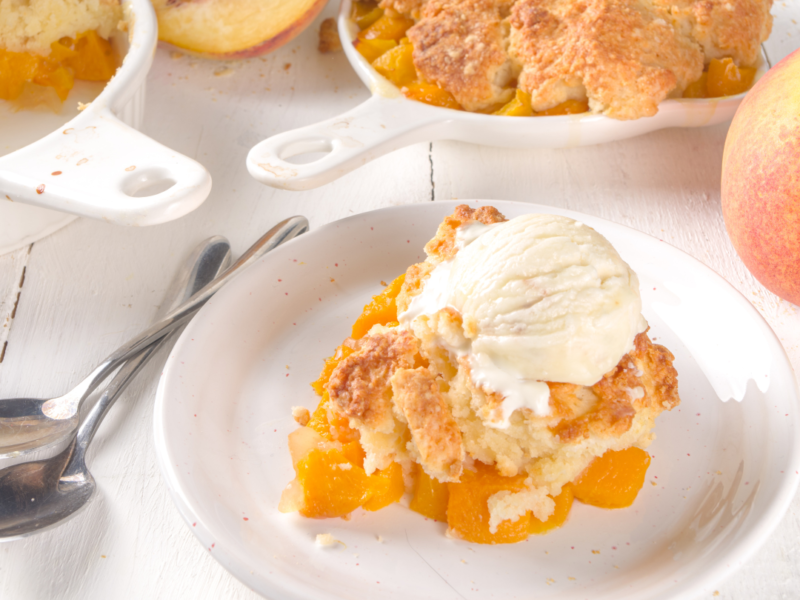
top-left (400, 213), bottom-right (647, 423)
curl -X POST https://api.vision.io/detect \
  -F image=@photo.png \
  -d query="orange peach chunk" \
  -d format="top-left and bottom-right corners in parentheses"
top-left (537, 99), bottom-right (589, 116)
top-left (351, 274), bottom-right (405, 339)
top-left (572, 448), bottom-right (651, 509)
top-left (707, 57), bottom-right (756, 97)
top-left (402, 82), bottom-right (462, 110)
top-left (358, 14), bottom-right (415, 42)
top-left (355, 38), bottom-right (397, 65)
top-left (311, 345), bottom-right (354, 396)
top-left (410, 467), bottom-right (450, 522)
top-left (372, 41), bottom-right (417, 87)
top-left (363, 462), bottom-right (405, 511)
top-left (528, 484), bottom-right (573, 534)
top-left (297, 447), bottom-right (372, 518)
top-left (493, 89), bottom-right (533, 117)
top-left (447, 462), bottom-right (530, 544)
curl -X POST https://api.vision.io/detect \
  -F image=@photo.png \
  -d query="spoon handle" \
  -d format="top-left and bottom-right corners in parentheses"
top-left (42, 216), bottom-right (309, 421)
top-left (64, 342), bottom-right (162, 475)
top-left (64, 236), bottom-right (234, 474)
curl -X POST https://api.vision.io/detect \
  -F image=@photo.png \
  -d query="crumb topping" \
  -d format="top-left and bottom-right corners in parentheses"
top-left (379, 0), bottom-right (772, 119)
top-left (551, 331), bottom-right (679, 442)
top-left (318, 17), bottom-right (342, 53)
top-left (292, 406), bottom-right (311, 426)
top-left (392, 367), bottom-right (465, 481)
top-left (407, 0), bottom-right (517, 110)
top-left (510, 0), bottom-right (704, 119)
top-left (327, 329), bottom-right (419, 433)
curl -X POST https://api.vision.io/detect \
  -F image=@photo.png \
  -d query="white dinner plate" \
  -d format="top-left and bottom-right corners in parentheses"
top-left (155, 200), bottom-right (800, 600)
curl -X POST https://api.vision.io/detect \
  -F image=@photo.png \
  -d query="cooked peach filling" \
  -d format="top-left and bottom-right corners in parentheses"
top-left (350, 0), bottom-right (756, 115)
top-left (282, 276), bottom-right (653, 543)
top-left (682, 58), bottom-right (757, 99)
top-left (0, 31), bottom-right (118, 103)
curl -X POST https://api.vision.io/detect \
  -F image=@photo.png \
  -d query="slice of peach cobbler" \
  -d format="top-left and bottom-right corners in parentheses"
top-left (281, 205), bottom-right (679, 543)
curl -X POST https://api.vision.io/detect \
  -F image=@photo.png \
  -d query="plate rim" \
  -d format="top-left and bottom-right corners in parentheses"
top-left (154, 199), bottom-right (800, 600)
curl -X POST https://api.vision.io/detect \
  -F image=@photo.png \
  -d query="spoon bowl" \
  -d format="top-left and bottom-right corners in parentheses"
top-left (0, 235), bottom-right (233, 458)
top-left (0, 218), bottom-right (308, 539)
top-left (0, 401), bottom-right (77, 458)
top-left (0, 233), bottom-right (233, 539)
top-left (0, 216), bottom-right (309, 458)
top-left (0, 439), bottom-right (93, 538)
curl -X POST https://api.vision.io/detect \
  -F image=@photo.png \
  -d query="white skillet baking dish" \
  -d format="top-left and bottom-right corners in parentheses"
top-left (247, 0), bottom-right (768, 191)
top-left (0, 0), bottom-right (211, 254)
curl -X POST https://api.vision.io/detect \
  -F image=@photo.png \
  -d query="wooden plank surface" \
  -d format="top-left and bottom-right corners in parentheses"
top-left (0, 245), bottom-right (29, 366)
top-left (1, 3), bottom-right (799, 599)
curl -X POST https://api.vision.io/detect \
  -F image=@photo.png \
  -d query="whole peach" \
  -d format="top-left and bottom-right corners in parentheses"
top-left (721, 49), bottom-right (800, 305)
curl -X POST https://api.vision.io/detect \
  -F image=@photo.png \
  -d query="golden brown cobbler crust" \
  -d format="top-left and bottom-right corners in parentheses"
top-left (550, 331), bottom-right (679, 442)
top-left (327, 329), bottom-right (418, 433)
top-left (379, 0), bottom-right (772, 119)
top-left (391, 367), bottom-right (465, 480)
top-left (652, 0), bottom-right (772, 67)
top-left (380, 0), bottom-right (427, 17)
top-left (318, 18), bottom-right (342, 53)
top-left (510, 0), bottom-right (704, 119)
top-left (406, 0), bottom-right (515, 111)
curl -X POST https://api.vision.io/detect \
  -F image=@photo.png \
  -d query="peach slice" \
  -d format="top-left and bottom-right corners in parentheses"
top-left (572, 447), bottom-right (651, 509)
top-left (151, 0), bottom-right (328, 59)
top-left (350, 274), bottom-right (404, 339)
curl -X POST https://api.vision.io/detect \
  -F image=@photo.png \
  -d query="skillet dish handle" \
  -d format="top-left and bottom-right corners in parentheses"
top-left (247, 95), bottom-right (443, 191)
top-left (0, 105), bottom-right (211, 226)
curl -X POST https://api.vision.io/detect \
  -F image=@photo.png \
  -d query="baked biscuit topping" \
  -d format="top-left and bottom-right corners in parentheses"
top-left (652, 0), bottom-right (773, 67)
top-left (391, 366), bottom-right (465, 481)
top-left (510, 0), bottom-right (705, 118)
top-left (353, 0), bottom-right (772, 119)
top-left (407, 0), bottom-right (517, 111)
top-left (328, 328), bottom-right (419, 433)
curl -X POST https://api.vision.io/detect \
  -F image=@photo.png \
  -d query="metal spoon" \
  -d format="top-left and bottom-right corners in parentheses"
top-left (0, 232), bottom-right (233, 540)
top-left (0, 216), bottom-right (309, 458)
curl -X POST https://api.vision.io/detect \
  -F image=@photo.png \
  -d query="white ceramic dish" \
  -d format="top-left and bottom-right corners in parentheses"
top-left (155, 200), bottom-right (800, 600)
top-left (247, 0), bottom-right (767, 191)
top-left (0, 0), bottom-right (212, 255)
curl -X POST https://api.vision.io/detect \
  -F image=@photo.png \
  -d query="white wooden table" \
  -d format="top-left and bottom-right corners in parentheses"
top-left (1, 4), bottom-right (799, 598)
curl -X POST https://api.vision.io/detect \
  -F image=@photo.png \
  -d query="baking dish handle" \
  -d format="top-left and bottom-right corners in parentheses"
top-left (0, 106), bottom-right (211, 226)
top-left (247, 95), bottom-right (442, 191)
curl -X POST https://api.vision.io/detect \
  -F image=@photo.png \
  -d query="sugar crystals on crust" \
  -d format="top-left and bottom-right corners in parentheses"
top-left (407, 0), bottom-right (518, 111)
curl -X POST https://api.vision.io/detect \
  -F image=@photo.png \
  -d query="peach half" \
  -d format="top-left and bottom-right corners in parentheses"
top-left (151, 0), bottom-right (328, 59)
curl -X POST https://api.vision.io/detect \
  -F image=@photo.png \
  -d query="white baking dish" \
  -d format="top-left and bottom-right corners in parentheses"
top-left (0, 0), bottom-right (212, 254)
top-left (247, 0), bottom-right (767, 191)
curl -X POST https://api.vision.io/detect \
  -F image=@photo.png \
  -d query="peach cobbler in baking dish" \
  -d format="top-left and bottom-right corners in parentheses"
top-left (281, 205), bottom-right (680, 544)
top-left (350, 0), bottom-right (771, 119)
top-left (0, 0), bottom-right (122, 105)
